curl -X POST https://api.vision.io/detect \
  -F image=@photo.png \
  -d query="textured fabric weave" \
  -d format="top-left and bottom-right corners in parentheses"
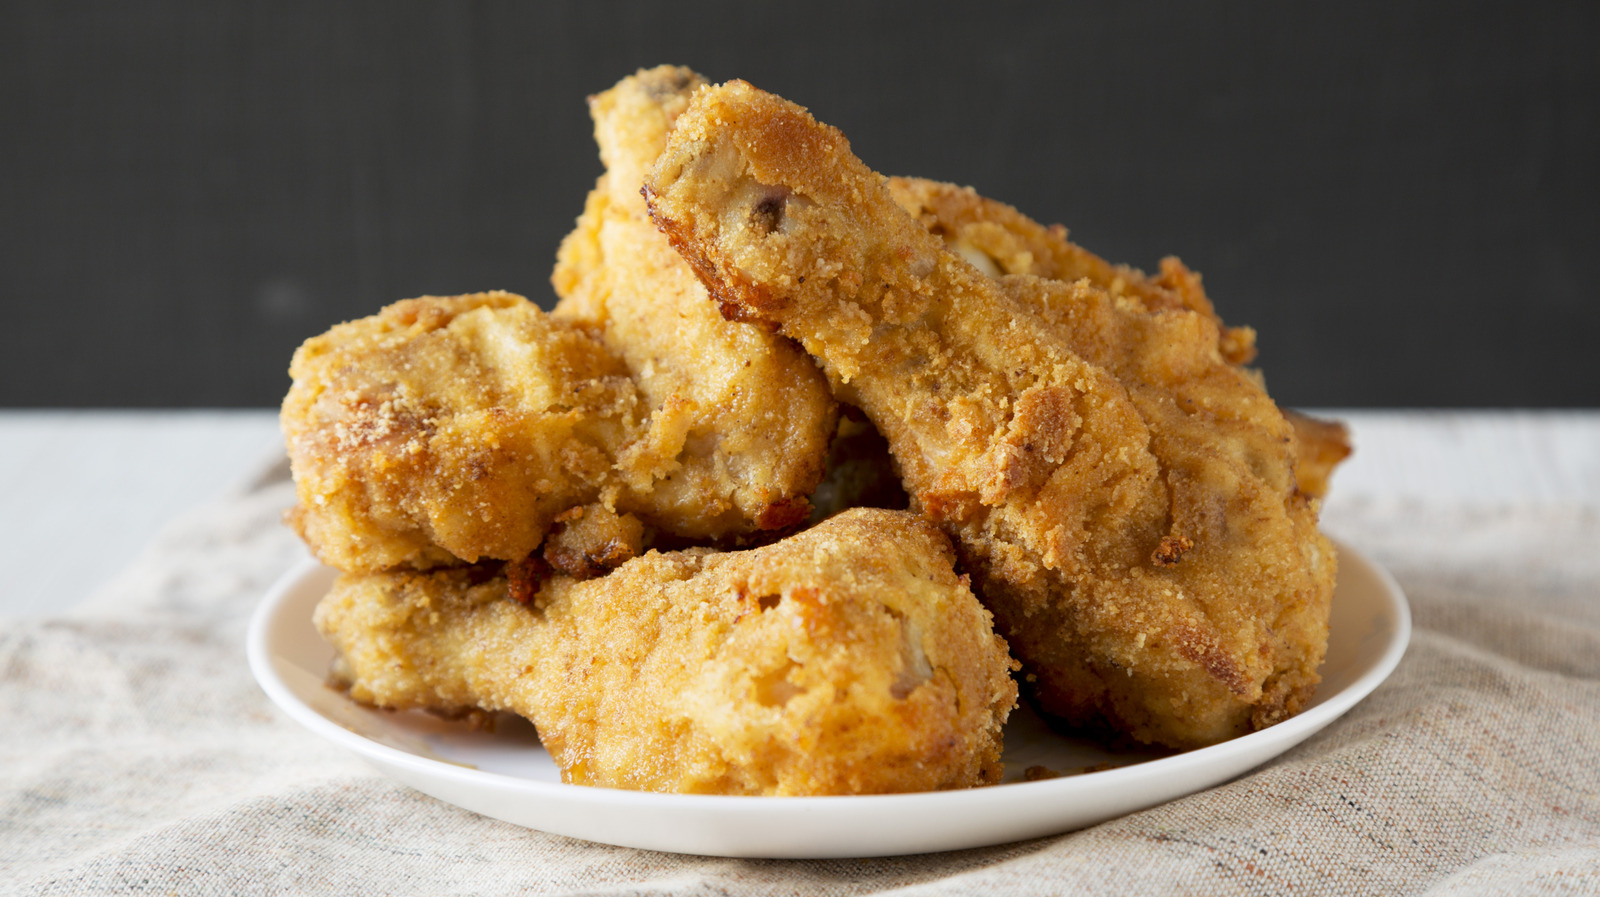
top-left (2, 457), bottom-right (1597, 896)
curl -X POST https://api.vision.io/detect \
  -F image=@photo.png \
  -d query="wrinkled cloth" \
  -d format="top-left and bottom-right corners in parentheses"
top-left (2, 455), bottom-right (1598, 897)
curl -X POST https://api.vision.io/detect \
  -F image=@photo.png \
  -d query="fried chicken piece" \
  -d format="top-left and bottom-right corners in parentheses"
top-left (645, 81), bottom-right (1335, 749)
top-left (552, 66), bottom-right (836, 539)
top-left (891, 178), bottom-right (1352, 499)
top-left (282, 292), bottom-right (647, 573)
top-left (284, 283), bottom-right (836, 573)
top-left (314, 509), bottom-right (1018, 795)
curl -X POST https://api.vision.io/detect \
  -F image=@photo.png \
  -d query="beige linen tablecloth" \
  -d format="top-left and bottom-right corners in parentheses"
top-left (3, 454), bottom-right (1598, 896)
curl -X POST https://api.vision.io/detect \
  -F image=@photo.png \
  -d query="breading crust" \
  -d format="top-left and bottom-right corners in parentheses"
top-left (314, 509), bottom-right (1018, 795)
top-left (282, 292), bottom-right (646, 572)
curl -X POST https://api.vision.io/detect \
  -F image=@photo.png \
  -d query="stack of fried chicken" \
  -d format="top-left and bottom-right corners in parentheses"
top-left (287, 67), bottom-right (1351, 796)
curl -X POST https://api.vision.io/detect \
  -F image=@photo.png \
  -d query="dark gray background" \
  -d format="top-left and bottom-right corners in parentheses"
top-left (4, 1), bottom-right (1596, 408)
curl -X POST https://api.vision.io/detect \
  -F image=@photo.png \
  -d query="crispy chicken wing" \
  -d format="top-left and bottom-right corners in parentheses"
top-left (645, 81), bottom-right (1335, 749)
top-left (552, 66), bottom-right (837, 540)
top-left (314, 508), bottom-right (1018, 795)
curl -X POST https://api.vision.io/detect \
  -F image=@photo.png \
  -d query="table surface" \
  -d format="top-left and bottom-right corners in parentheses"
top-left (2, 409), bottom-right (1597, 618)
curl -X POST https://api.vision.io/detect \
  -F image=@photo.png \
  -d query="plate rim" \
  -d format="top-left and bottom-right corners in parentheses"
top-left (247, 538), bottom-right (1410, 851)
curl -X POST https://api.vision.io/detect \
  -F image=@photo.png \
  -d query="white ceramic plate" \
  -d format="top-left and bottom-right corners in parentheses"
top-left (248, 539), bottom-right (1408, 858)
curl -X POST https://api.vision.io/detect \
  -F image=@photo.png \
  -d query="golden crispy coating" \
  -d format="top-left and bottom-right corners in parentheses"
top-left (645, 81), bottom-right (1335, 749)
top-left (552, 66), bottom-right (837, 539)
top-left (807, 185), bottom-right (1350, 523)
top-left (890, 178), bottom-right (1351, 500)
top-left (314, 509), bottom-right (1018, 796)
top-left (282, 292), bottom-right (646, 572)
top-left (887, 177), bottom-right (1257, 366)
top-left (1284, 410), bottom-right (1353, 500)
